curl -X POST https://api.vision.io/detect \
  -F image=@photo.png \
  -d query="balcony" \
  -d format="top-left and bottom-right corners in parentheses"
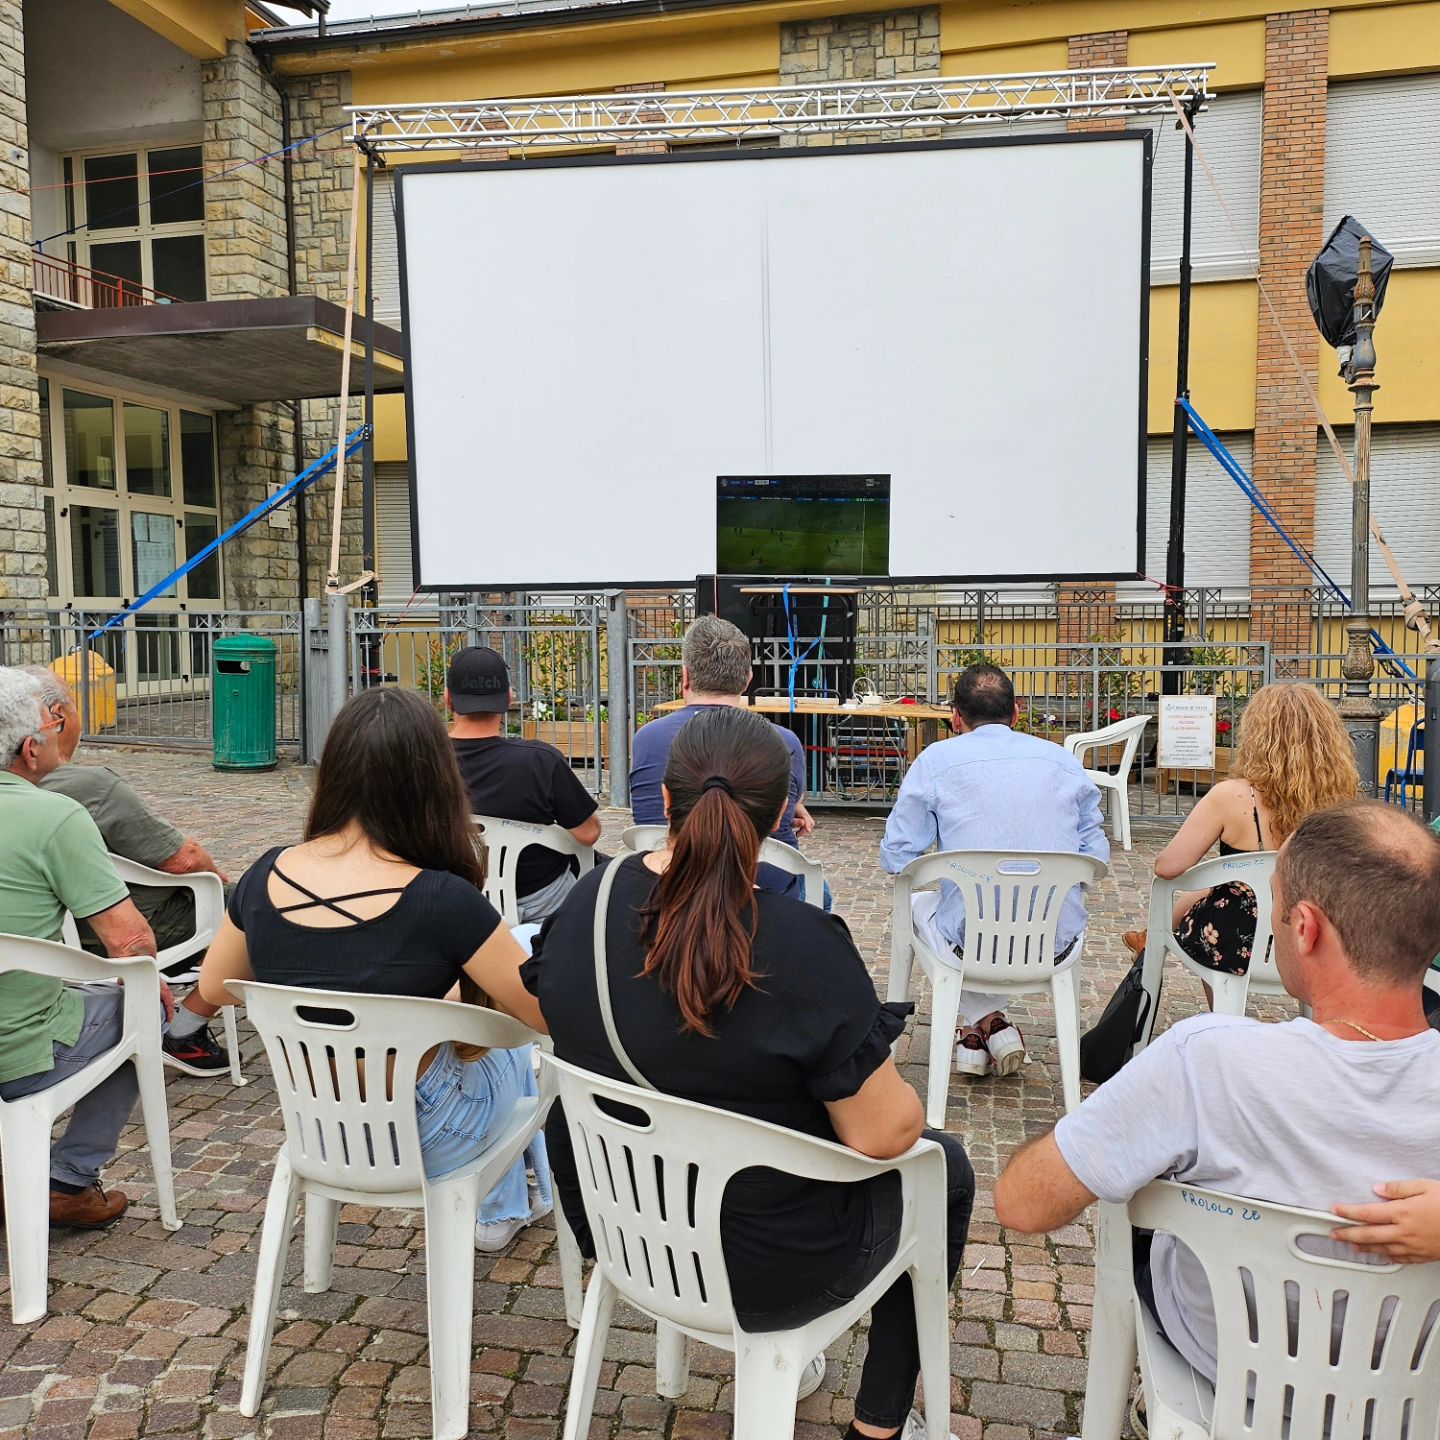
top-left (33, 251), bottom-right (180, 311)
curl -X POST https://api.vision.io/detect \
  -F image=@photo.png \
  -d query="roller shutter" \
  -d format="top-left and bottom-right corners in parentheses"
top-left (1119, 433), bottom-right (1253, 593)
top-left (1315, 426), bottom-right (1440, 592)
top-left (369, 170), bottom-right (401, 329)
top-left (1139, 90), bottom-right (1262, 284)
top-left (1325, 77), bottom-right (1440, 268)
top-left (374, 462), bottom-right (416, 605)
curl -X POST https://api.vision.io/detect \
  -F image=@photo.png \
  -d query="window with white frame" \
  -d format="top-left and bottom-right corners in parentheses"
top-left (63, 143), bottom-right (206, 302)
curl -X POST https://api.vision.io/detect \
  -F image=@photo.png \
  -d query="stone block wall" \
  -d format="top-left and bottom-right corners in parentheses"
top-left (780, 8), bottom-right (940, 85)
top-left (0, 0), bottom-right (46, 605)
top-left (779, 8), bottom-right (940, 147)
top-left (1250, 9), bottom-right (1328, 659)
top-left (201, 39), bottom-right (288, 302)
top-left (282, 71), bottom-right (366, 595)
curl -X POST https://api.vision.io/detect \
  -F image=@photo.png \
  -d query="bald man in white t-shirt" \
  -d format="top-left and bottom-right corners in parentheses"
top-left (994, 800), bottom-right (1440, 1383)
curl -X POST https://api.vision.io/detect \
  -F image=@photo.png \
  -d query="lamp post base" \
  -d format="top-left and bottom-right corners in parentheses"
top-left (1339, 617), bottom-right (1382, 799)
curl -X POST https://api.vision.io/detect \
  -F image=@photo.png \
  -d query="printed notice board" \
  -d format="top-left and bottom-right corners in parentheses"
top-left (1158, 695), bottom-right (1217, 770)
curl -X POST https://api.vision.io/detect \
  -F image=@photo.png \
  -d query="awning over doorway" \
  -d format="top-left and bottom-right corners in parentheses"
top-left (36, 296), bottom-right (405, 405)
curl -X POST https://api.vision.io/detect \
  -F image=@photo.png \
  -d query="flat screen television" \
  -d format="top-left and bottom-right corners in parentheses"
top-left (715, 474), bottom-right (891, 578)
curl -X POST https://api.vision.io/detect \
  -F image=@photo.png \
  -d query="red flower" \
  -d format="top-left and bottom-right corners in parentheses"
top-left (1216, 720), bottom-right (1233, 735)
top-left (1108, 708), bottom-right (1123, 722)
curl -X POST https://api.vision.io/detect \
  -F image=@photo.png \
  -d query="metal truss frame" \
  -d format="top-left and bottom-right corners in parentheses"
top-left (347, 65), bottom-right (1212, 153)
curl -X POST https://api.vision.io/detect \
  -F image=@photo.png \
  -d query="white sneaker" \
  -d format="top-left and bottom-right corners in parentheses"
top-left (474, 1191), bottom-right (553, 1253)
top-left (796, 1352), bottom-right (826, 1402)
top-left (954, 1032), bottom-right (992, 1078)
top-left (983, 1017), bottom-right (1027, 1077)
top-left (901, 1408), bottom-right (961, 1440)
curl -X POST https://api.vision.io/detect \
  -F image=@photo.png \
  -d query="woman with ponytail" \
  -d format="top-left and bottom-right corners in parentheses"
top-left (523, 707), bottom-right (974, 1440)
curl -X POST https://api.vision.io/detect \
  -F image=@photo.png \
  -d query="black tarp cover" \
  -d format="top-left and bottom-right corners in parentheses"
top-left (1306, 215), bottom-right (1394, 349)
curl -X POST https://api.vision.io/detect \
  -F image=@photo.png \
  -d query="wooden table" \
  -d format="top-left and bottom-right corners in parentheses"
top-left (653, 698), bottom-right (952, 801)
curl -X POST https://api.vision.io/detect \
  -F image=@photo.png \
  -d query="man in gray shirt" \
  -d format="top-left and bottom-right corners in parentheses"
top-left (24, 667), bottom-right (231, 1078)
top-left (995, 800), bottom-right (1440, 1385)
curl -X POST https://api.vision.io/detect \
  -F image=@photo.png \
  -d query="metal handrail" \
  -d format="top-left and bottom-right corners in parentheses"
top-left (31, 251), bottom-right (183, 310)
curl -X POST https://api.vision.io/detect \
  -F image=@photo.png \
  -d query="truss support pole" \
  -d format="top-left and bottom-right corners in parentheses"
top-left (1426, 656), bottom-right (1440, 824)
top-left (1163, 100), bottom-right (1198, 695)
top-left (606, 591), bottom-right (630, 808)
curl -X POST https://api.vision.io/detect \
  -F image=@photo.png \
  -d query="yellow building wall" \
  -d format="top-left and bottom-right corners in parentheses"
top-left (1317, 269), bottom-right (1440, 426)
top-left (1127, 21), bottom-right (1264, 88)
top-left (1145, 283), bottom-right (1256, 434)
top-left (1331, 0), bottom-right (1440, 76)
top-left (374, 393), bottom-right (408, 464)
top-left (107, 0), bottom-right (246, 57)
top-left (350, 25), bottom-right (780, 103)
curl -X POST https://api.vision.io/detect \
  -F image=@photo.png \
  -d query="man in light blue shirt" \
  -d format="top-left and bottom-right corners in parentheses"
top-left (881, 664), bottom-right (1108, 1079)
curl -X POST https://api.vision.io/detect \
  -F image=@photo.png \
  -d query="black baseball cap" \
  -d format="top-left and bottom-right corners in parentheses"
top-left (447, 646), bottom-right (511, 714)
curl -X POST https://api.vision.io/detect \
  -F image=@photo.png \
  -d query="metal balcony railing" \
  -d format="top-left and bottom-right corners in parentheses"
top-left (32, 250), bottom-right (181, 310)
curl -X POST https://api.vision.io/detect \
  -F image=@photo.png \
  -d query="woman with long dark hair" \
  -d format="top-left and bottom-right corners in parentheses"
top-left (523, 706), bottom-right (973, 1440)
top-left (198, 687), bottom-right (553, 1252)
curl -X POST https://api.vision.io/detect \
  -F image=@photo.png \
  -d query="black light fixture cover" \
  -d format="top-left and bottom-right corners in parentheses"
top-left (1306, 215), bottom-right (1394, 349)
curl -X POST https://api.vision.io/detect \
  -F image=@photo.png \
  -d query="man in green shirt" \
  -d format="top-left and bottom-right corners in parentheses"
top-left (23, 667), bottom-right (229, 1076)
top-left (0, 669), bottom-right (195, 1227)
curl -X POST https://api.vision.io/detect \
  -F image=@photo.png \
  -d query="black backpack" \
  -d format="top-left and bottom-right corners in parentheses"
top-left (1080, 955), bottom-right (1157, 1086)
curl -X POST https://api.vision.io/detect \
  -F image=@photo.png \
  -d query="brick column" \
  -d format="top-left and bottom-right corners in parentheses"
top-left (0, 0), bottom-right (46, 605)
top-left (616, 81), bottom-right (669, 158)
top-left (1250, 10), bottom-right (1329, 664)
top-left (1058, 31), bottom-right (1130, 645)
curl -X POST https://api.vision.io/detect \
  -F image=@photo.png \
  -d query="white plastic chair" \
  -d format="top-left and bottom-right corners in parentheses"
top-left (1135, 852), bottom-right (1284, 1049)
top-left (472, 815), bottom-right (597, 926)
top-left (542, 1053), bottom-right (953, 1440)
top-left (230, 981), bottom-right (583, 1440)
top-left (888, 850), bottom-right (1108, 1124)
top-left (0, 933), bottom-right (181, 1325)
top-left (621, 825), bottom-right (827, 908)
top-left (1064, 714), bottom-right (1151, 852)
top-left (108, 857), bottom-right (244, 1087)
top-left (1081, 1178), bottom-right (1440, 1440)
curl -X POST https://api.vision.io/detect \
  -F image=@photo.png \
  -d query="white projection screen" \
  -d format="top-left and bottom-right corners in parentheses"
top-left (397, 133), bottom-right (1150, 589)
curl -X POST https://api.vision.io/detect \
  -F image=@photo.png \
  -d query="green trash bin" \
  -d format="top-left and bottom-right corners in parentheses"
top-left (212, 635), bottom-right (278, 772)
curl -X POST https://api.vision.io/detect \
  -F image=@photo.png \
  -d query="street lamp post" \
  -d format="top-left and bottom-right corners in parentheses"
top-left (1338, 236), bottom-right (1382, 796)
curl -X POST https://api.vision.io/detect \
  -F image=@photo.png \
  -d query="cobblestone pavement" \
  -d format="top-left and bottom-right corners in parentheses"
top-left (0, 747), bottom-right (1223, 1440)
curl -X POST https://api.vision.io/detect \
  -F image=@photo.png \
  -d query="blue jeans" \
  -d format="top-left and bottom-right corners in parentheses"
top-left (414, 1041), bottom-right (552, 1225)
top-left (0, 986), bottom-right (139, 1188)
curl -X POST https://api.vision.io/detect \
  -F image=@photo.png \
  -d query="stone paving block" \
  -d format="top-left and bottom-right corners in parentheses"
top-left (0, 749), bottom-right (1193, 1439)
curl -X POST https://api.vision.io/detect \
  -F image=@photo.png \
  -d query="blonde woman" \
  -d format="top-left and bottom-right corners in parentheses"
top-left (1122, 684), bottom-right (1360, 975)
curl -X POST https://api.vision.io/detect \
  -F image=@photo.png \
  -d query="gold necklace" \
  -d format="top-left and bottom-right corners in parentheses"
top-left (1324, 1018), bottom-right (1386, 1042)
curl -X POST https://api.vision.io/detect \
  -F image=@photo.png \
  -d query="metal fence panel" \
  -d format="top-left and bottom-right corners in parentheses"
top-left (0, 608), bottom-right (303, 749)
top-left (354, 598), bottom-right (608, 797)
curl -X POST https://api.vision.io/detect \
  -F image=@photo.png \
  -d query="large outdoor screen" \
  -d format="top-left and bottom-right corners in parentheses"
top-left (397, 132), bottom-right (1150, 589)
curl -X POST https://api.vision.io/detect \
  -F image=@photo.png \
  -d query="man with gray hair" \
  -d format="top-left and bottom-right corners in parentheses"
top-left (21, 666), bottom-right (230, 1077)
top-left (629, 615), bottom-right (818, 900)
top-left (0, 667), bottom-right (188, 1226)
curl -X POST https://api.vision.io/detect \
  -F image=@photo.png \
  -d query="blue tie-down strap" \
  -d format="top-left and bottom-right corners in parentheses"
top-left (90, 426), bottom-right (368, 639)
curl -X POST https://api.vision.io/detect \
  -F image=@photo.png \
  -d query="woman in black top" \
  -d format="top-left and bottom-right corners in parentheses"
top-left (199, 688), bottom-right (554, 1251)
top-left (523, 707), bottom-right (973, 1440)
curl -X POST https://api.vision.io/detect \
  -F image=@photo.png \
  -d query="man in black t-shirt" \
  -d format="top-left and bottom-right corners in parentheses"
top-left (447, 647), bottom-right (601, 923)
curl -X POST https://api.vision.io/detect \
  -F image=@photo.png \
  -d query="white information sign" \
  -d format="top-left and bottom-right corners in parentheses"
top-left (1158, 695), bottom-right (1217, 770)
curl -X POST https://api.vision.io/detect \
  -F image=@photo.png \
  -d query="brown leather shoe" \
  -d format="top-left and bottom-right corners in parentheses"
top-left (49, 1183), bottom-right (128, 1229)
top-left (1122, 929), bottom-right (1148, 957)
